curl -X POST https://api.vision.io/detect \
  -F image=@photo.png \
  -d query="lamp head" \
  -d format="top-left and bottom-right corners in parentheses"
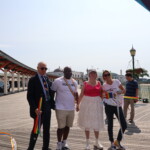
top-left (130, 46), bottom-right (136, 56)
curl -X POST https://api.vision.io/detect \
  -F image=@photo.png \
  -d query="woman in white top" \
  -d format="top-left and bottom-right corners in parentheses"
top-left (102, 70), bottom-right (127, 150)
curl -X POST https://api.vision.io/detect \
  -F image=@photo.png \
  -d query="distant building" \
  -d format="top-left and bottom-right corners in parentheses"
top-left (47, 67), bottom-right (63, 81)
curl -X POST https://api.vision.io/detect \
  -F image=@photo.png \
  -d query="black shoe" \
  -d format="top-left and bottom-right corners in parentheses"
top-left (62, 147), bottom-right (70, 150)
top-left (114, 140), bottom-right (125, 150)
top-left (27, 133), bottom-right (38, 150)
top-left (42, 148), bottom-right (52, 150)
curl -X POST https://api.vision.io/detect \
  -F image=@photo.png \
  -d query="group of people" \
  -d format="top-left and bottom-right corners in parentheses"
top-left (27, 62), bottom-right (138, 150)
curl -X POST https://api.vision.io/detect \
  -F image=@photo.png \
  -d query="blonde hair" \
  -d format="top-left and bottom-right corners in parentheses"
top-left (102, 70), bottom-right (112, 80)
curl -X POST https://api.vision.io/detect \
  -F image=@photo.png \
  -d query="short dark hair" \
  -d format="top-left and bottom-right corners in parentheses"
top-left (63, 66), bottom-right (72, 72)
top-left (125, 72), bottom-right (132, 77)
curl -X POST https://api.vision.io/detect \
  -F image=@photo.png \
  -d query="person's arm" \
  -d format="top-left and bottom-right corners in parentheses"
top-left (74, 80), bottom-right (79, 104)
top-left (27, 77), bottom-right (37, 111)
top-left (48, 80), bottom-right (56, 110)
top-left (99, 81), bottom-right (103, 98)
top-left (50, 80), bottom-right (58, 109)
top-left (46, 77), bottom-right (55, 100)
top-left (135, 82), bottom-right (139, 97)
top-left (118, 84), bottom-right (126, 94)
top-left (78, 84), bottom-right (85, 104)
top-left (101, 88), bottom-right (105, 99)
top-left (76, 83), bottom-right (85, 111)
top-left (136, 88), bottom-right (138, 97)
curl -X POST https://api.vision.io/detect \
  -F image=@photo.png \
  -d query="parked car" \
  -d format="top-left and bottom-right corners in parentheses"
top-left (0, 81), bottom-right (10, 93)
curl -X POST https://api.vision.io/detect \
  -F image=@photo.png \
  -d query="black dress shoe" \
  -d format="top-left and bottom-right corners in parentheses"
top-left (42, 148), bottom-right (52, 150)
top-left (62, 147), bottom-right (70, 150)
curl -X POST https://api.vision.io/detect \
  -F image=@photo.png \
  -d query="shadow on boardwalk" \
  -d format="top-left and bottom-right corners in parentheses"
top-left (125, 123), bottom-right (141, 135)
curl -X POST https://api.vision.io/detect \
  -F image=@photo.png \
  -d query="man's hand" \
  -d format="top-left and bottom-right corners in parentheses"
top-left (76, 105), bottom-right (79, 112)
top-left (35, 108), bottom-right (42, 116)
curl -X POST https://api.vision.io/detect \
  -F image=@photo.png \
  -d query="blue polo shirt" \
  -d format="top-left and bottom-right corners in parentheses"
top-left (125, 80), bottom-right (138, 97)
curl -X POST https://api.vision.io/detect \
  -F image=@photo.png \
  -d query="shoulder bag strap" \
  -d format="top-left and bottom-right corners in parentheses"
top-left (64, 78), bottom-right (76, 97)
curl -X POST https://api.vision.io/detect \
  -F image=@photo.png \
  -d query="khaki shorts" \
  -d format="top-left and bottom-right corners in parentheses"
top-left (55, 109), bottom-right (75, 129)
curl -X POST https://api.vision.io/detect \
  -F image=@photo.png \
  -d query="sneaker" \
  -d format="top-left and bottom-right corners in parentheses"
top-left (62, 140), bottom-right (70, 150)
top-left (56, 142), bottom-right (62, 150)
top-left (108, 142), bottom-right (116, 150)
top-left (85, 139), bottom-right (90, 150)
top-left (114, 140), bottom-right (125, 150)
top-left (94, 139), bottom-right (103, 150)
top-left (128, 119), bottom-right (134, 123)
top-left (94, 142), bottom-right (103, 150)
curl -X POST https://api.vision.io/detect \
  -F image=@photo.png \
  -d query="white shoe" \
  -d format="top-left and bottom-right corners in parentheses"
top-left (85, 139), bottom-right (90, 150)
top-left (56, 142), bottom-right (62, 150)
top-left (62, 140), bottom-right (70, 149)
top-left (85, 144), bottom-right (90, 150)
top-left (94, 140), bottom-right (103, 150)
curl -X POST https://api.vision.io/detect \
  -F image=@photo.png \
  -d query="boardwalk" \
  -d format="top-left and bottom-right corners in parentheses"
top-left (0, 92), bottom-right (150, 150)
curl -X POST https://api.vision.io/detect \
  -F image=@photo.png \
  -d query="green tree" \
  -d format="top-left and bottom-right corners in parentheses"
top-left (126, 68), bottom-right (149, 79)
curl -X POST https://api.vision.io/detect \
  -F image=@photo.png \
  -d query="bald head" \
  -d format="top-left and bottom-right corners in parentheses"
top-left (37, 62), bottom-right (47, 68)
top-left (37, 62), bottom-right (47, 75)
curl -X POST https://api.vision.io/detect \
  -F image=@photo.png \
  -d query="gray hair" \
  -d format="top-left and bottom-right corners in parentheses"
top-left (37, 62), bottom-right (47, 67)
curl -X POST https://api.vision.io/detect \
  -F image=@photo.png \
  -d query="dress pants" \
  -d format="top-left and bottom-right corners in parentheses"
top-left (27, 101), bottom-right (51, 150)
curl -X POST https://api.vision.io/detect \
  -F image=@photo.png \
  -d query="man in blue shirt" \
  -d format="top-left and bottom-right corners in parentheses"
top-left (124, 72), bottom-right (138, 123)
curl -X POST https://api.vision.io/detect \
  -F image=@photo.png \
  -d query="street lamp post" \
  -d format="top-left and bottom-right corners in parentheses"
top-left (130, 46), bottom-right (136, 79)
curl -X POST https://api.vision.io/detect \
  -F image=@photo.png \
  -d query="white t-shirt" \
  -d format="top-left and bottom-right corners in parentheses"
top-left (51, 77), bottom-right (78, 110)
top-left (103, 79), bottom-right (123, 107)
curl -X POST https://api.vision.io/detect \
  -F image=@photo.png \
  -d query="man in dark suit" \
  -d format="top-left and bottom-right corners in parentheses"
top-left (27, 62), bottom-right (55, 150)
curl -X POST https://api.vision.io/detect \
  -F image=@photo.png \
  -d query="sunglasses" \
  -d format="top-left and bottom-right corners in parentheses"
top-left (103, 73), bottom-right (110, 77)
top-left (125, 74), bottom-right (132, 77)
top-left (40, 67), bottom-right (47, 70)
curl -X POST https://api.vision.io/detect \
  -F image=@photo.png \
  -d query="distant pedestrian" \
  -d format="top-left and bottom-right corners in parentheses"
top-left (124, 72), bottom-right (138, 123)
top-left (27, 62), bottom-right (55, 150)
top-left (77, 69), bottom-right (104, 150)
top-left (102, 70), bottom-right (127, 150)
top-left (51, 67), bottom-right (78, 150)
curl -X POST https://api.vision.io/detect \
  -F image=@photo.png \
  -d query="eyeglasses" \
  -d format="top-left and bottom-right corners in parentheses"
top-left (40, 67), bottom-right (47, 71)
top-left (103, 73), bottom-right (110, 77)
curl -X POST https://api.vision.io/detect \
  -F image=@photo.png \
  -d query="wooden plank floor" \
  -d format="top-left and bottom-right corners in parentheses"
top-left (0, 92), bottom-right (150, 150)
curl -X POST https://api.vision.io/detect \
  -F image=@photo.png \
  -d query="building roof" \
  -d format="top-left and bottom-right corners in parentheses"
top-left (0, 50), bottom-right (37, 75)
top-left (54, 67), bottom-right (63, 72)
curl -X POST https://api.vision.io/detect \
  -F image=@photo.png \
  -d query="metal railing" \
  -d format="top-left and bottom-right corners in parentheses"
top-left (139, 84), bottom-right (150, 101)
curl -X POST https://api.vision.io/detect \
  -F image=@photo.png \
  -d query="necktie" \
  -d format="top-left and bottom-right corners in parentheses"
top-left (41, 76), bottom-right (50, 101)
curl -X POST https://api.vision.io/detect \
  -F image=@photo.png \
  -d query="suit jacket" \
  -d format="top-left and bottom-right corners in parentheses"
top-left (27, 74), bottom-right (55, 118)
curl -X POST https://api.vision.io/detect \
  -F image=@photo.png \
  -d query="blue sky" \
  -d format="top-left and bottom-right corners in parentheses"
top-left (0, 0), bottom-right (150, 74)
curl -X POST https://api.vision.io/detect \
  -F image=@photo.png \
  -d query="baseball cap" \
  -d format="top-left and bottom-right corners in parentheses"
top-left (88, 69), bottom-right (97, 74)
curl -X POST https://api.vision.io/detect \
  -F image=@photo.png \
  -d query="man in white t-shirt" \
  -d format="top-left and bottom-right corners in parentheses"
top-left (51, 67), bottom-right (78, 150)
